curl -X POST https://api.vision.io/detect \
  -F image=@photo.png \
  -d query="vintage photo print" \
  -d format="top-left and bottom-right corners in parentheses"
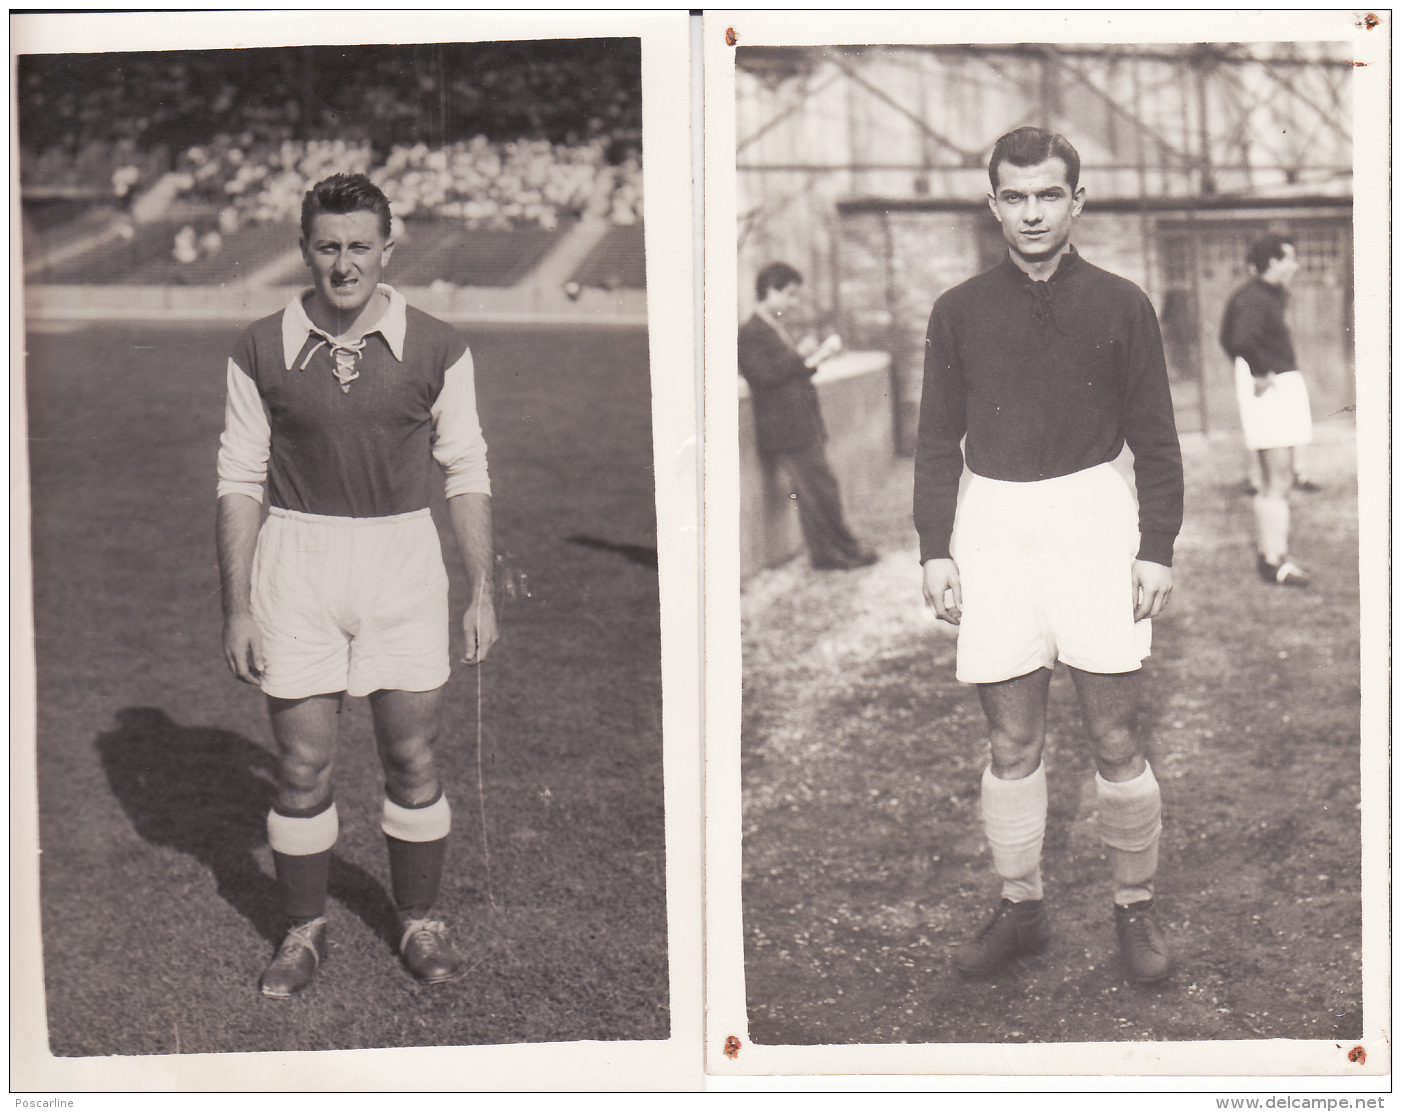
top-left (11, 9), bottom-right (699, 1092)
top-left (703, 8), bottom-right (1389, 1086)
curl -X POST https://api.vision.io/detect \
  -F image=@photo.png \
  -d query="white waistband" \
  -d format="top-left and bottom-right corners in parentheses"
top-left (268, 506), bottom-right (432, 527)
top-left (967, 461), bottom-right (1119, 492)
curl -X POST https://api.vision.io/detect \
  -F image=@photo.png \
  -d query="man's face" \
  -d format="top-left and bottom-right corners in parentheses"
top-left (762, 282), bottom-right (802, 316)
top-left (1261, 243), bottom-right (1300, 287)
top-left (300, 210), bottom-right (394, 320)
top-left (988, 157), bottom-right (1085, 265)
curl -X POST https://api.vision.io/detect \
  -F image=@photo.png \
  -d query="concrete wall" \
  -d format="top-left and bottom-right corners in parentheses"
top-left (738, 349), bottom-right (895, 578)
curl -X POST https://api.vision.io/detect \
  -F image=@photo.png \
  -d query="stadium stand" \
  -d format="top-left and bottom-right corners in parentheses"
top-left (17, 41), bottom-right (647, 302)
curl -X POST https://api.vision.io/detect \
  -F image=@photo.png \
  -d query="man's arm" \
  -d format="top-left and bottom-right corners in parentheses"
top-left (738, 318), bottom-right (813, 389)
top-left (448, 492), bottom-right (498, 664)
top-left (429, 344), bottom-right (496, 664)
top-left (217, 493), bottom-right (265, 684)
top-left (1121, 290), bottom-right (1184, 574)
top-left (912, 297), bottom-right (968, 564)
top-left (215, 351), bottom-right (271, 685)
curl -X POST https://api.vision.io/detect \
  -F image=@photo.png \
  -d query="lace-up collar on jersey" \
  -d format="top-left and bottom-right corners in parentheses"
top-left (1006, 246), bottom-right (1082, 334)
top-left (280, 283), bottom-right (410, 375)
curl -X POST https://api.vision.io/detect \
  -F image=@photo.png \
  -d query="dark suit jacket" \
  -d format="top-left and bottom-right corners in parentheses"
top-left (738, 313), bottom-right (826, 457)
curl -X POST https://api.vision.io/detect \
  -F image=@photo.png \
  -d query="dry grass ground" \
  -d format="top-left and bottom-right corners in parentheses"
top-left (741, 419), bottom-right (1363, 1045)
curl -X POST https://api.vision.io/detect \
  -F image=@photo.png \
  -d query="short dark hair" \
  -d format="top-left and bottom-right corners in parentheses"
top-left (988, 127), bottom-right (1082, 192)
top-left (1246, 234), bottom-right (1294, 274)
top-left (755, 262), bottom-right (803, 301)
top-left (300, 173), bottom-right (393, 241)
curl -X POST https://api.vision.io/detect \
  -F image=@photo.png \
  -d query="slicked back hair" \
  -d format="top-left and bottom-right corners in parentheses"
top-left (301, 173), bottom-right (393, 242)
top-left (1246, 233), bottom-right (1294, 275)
top-left (988, 127), bottom-right (1082, 192)
top-left (756, 261), bottom-right (803, 302)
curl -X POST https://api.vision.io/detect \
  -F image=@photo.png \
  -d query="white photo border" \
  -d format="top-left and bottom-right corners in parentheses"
top-left (702, 7), bottom-right (1391, 1086)
top-left (9, 8), bottom-right (701, 1094)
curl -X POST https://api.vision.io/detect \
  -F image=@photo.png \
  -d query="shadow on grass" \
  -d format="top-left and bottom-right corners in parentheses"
top-left (564, 533), bottom-right (659, 569)
top-left (96, 707), bottom-right (400, 950)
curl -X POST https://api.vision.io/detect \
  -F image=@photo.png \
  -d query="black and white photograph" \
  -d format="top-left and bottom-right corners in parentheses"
top-left (9, 5), bottom-right (1393, 1099)
top-left (704, 9), bottom-right (1389, 1083)
top-left (11, 10), bottom-right (699, 1092)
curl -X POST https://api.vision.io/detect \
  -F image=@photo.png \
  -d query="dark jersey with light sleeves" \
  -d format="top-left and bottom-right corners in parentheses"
top-left (914, 250), bottom-right (1184, 567)
top-left (217, 286), bottom-right (490, 518)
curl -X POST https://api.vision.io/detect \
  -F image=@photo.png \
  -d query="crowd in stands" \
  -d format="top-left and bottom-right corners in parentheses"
top-left (18, 40), bottom-right (643, 233)
top-left (167, 135), bottom-right (641, 234)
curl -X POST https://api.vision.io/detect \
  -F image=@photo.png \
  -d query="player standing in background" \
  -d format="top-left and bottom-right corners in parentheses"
top-left (915, 127), bottom-right (1184, 984)
top-left (217, 173), bottom-right (498, 997)
top-left (738, 262), bottom-right (878, 571)
top-left (1220, 234), bottom-right (1312, 587)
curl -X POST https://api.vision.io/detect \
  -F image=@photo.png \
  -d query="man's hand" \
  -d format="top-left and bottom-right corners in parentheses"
top-left (222, 612), bottom-right (265, 685)
top-left (1132, 559), bottom-right (1174, 621)
top-left (1252, 371), bottom-right (1276, 397)
top-left (462, 593), bottom-right (499, 665)
top-left (922, 557), bottom-right (963, 625)
top-left (803, 332), bottom-right (843, 368)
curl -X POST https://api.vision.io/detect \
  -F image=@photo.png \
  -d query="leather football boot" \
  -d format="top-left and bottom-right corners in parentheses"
top-left (1114, 899), bottom-right (1172, 983)
top-left (400, 918), bottom-right (467, 984)
top-left (259, 916), bottom-right (327, 998)
top-left (952, 898), bottom-right (1049, 978)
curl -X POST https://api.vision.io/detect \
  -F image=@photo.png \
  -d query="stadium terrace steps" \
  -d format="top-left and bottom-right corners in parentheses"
top-left (571, 224), bottom-right (647, 291)
top-left (22, 214), bottom-right (647, 326)
top-left (391, 222), bottom-right (567, 288)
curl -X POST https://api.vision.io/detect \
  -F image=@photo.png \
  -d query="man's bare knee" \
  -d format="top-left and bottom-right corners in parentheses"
top-left (979, 669), bottom-right (1051, 779)
top-left (1091, 726), bottom-right (1146, 781)
top-left (988, 738), bottom-right (1044, 780)
top-left (276, 750), bottom-right (334, 810)
top-left (369, 688), bottom-right (444, 803)
top-left (377, 732), bottom-right (440, 804)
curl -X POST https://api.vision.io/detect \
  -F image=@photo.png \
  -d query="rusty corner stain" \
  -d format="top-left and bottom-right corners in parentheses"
top-left (1353, 61), bottom-right (1369, 66)
top-left (726, 27), bottom-right (738, 47)
top-left (1349, 1045), bottom-right (1367, 1064)
top-left (1360, 12), bottom-right (1381, 29)
top-left (724, 1034), bottom-right (742, 1059)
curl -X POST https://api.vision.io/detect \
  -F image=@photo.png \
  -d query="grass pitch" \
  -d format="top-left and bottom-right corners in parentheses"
top-left (24, 321), bottom-right (667, 1055)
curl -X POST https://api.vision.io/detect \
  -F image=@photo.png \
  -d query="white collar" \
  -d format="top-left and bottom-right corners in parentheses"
top-left (281, 284), bottom-right (407, 369)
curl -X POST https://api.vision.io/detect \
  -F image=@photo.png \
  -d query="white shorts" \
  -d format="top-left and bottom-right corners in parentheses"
top-left (1235, 359), bottom-right (1313, 451)
top-left (951, 463), bottom-right (1152, 684)
top-left (252, 507), bottom-right (450, 700)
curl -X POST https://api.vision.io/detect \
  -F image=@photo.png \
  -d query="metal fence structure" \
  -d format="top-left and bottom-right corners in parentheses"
top-left (736, 43), bottom-right (1355, 440)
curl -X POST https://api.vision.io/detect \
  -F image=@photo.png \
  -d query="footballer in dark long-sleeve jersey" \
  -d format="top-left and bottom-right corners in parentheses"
top-left (914, 127), bottom-right (1182, 986)
top-left (1218, 235), bottom-right (1312, 586)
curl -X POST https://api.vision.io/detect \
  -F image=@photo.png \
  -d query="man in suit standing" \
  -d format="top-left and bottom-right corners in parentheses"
top-left (738, 262), bottom-right (877, 571)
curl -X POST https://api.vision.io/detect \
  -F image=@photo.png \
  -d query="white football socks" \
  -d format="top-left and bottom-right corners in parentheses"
top-left (1096, 763), bottom-right (1162, 907)
top-left (981, 763), bottom-right (1047, 903)
top-left (1253, 493), bottom-right (1291, 565)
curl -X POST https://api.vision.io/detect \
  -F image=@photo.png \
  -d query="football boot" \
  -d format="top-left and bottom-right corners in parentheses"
top-left (259, 916), bottom-right (327, 998)
top-left (1114, 899), bottom-right (1172, 984)
top-left (400, 918), bottom-right (467, 984)
top-left (952, 897), bottom-right (1049, 978)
